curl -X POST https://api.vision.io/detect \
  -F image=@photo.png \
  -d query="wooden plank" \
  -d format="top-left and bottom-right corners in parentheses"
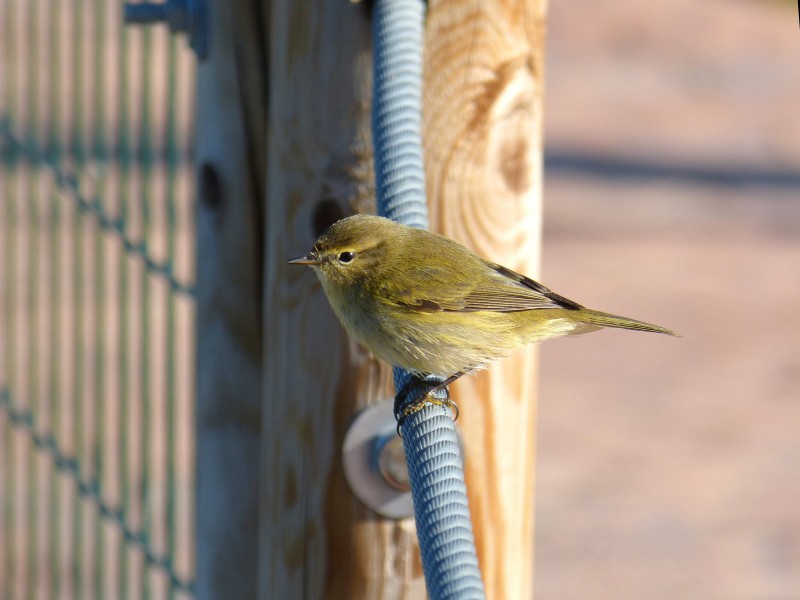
top-left (423, 1), bottom-right (547, 599)
top-left (259, 1), bottom-right (426, 598)
top-left (194, 1), bottom-right (269, 598)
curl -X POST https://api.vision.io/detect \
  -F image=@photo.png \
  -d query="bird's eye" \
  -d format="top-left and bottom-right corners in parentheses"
top-left (338, 251), bottom-right (356, 264)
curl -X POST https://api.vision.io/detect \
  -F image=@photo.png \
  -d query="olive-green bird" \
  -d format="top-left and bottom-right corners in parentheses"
top-left (289, 214), bottom-right (677, 389)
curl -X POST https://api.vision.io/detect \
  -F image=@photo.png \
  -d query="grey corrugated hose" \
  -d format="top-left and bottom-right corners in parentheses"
top-left (371, 0), bottom-right (487, 598)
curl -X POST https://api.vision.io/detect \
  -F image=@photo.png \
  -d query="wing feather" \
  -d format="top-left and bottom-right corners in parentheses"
top-left (386, 249), bottom-right (582, 313)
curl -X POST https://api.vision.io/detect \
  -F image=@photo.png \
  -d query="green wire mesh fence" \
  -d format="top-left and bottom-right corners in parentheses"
top-left (1, 1), bottom-right (197, 598)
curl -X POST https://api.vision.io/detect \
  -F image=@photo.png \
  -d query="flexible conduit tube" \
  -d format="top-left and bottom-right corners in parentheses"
top-left (371, 1), bottom-right (486, 598)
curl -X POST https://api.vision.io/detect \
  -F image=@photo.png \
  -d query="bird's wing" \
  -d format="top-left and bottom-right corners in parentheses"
top-left (386, 258), bottom-right (582, 313)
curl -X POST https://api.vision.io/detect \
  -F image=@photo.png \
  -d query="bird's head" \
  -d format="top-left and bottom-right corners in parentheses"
top-left (287, 214), bottom-right (401, 289)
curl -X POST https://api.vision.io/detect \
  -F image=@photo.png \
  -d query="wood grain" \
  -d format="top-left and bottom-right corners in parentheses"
top-left (423, 1), bottom-right (546, 599)
top-left (260, 1), bottom-right (426, 598)
top-left (195, 1), bottom-right (268, 598)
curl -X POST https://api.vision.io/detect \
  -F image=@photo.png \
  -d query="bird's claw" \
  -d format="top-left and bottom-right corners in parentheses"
top-left (394, 378), bottom-right (459, 437)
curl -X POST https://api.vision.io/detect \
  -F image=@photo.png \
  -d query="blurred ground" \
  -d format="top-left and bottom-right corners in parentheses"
top-left (535, 1), bottom-right (800, 599)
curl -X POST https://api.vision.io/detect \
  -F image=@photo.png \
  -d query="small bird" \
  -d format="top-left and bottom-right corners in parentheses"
top-left (289, 214), bottom-right (677, 407)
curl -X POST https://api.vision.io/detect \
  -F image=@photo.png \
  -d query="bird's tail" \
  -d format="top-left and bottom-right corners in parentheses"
top-left (579, 309), bottom-right (679, 337)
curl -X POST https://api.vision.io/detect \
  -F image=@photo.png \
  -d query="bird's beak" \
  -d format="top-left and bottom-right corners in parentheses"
top-left (287, 253), bottom-right (322, 266)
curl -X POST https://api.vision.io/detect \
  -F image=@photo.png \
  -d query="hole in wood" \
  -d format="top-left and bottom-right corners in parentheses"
top-left (312, 199), bottom-right (345, 237)
top-left (199, 162), bottom-right (223, 211)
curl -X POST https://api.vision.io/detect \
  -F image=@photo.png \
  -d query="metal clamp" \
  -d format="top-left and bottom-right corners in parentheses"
top-left (342, 399), bottom-right (465, 519)
top-left (342, 401), bottom-right (413, 519)
top-left (123, 0), bottom-right (208, 60)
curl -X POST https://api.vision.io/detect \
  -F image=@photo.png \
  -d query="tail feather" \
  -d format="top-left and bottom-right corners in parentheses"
top-left (580, 309), bottom-right (680, 337)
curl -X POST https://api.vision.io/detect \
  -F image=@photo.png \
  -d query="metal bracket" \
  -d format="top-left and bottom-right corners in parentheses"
top-left (342, 399), bottom-right (465, 519)
top-left (124, 0), bottom-right (208, 60)
top-left (342, 401), bottom-right (413, 519)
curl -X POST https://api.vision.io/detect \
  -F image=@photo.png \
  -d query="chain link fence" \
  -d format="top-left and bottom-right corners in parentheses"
top-left (1, 1), bottom-right (197, 597)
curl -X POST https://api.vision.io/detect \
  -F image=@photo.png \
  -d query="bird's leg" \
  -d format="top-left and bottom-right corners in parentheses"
top-left (394, 372), bottom-right (466, 435)
top-left (428, 371), bottom-right (467, 395)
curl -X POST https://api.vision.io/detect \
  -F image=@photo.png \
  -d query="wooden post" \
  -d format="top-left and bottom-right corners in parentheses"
top-left (423, 2), bottom-right (546, 599)
top-left (194, 1), bottom-right (269, 598)
top-left (259, 1), bottom-right (425, 598)
top-left (200, 0), bottom-right (546, 597)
